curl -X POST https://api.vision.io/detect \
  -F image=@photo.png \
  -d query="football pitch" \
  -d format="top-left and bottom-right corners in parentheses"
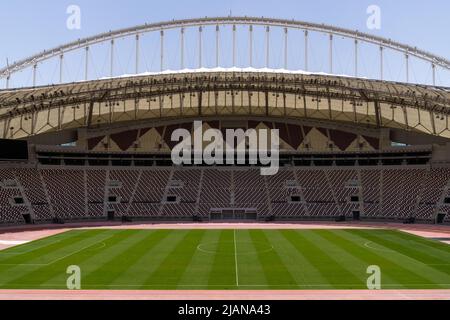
top-left (0, 229), bottom-right (449, 290)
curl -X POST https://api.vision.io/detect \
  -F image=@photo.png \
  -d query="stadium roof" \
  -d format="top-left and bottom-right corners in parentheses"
top-left (0, 69), bottom-right (449, 141)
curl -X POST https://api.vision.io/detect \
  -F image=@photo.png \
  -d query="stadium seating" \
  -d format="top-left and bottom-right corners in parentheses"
top-left (1, 166), bottom-right (450, 224)
top-left (361, 169), bottom-right (382, 217)
top-left (128, 169), bottom-right (171, 216)
top-left (15, 168), bottom-right (53, 220)
top-left (86, 169), bottom-right (107, 217)
top-left (0, 169), bottom-right (26, 224)
top-left (41, 169), bottom-right (86, 219)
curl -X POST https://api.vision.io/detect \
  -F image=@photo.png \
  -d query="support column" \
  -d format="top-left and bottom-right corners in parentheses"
top-left (232, 25), bottom-right (236, 67)
top-left (430, 109), bottom-right (437, 135)
top-left (329, 34), bottom-right (333, 74)
top-left (59, 53), bottom-right (64, 84)
top-left (199, 26), bottom-right (203, 68)
top-left (405, 52), bottom-right (409, 83)
top-left (85, 46), bottom-right (89, 81)
top-left (354, 39), bottom-right (358, 77)
top-left (33, 64), bottom-right (37, 87)
top-left (380, 46), bottom-right (384, 80)
top-left (284, 28), bottom-right (288, 69)
top-left (304, 30), bottom-right (308, 71)
top-left (110, 39), bottom-right (114, 77)
top-left (5, 59), bottom-right (10, 89)
top-left (160, 30), bottom-right (164, 72)
top-left (135, 34), bottom-right (140, 74)
top-left (374, 100), bottom-right (381, 128)
top-left (265, 26), bottom-right (270, 68)
top-left (180, 28), bottom-right (185, 69)
top-left (432, 63), bottom-right (436, 86)
top-left (216, 25), bottom-right (220, 67)
top-left (249, 25), bottom-right (253, 67)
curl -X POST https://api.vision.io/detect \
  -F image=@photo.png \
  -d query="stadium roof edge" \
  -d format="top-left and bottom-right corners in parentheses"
top-left (1, 70), bottom-right (450, 142)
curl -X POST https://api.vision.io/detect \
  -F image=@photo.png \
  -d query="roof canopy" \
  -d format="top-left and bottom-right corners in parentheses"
top-left (0, 70), bottom-right (449, 141)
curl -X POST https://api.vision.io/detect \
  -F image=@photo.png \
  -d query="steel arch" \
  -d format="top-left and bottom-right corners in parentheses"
top-left (1, 16), bottom-right (449, 79)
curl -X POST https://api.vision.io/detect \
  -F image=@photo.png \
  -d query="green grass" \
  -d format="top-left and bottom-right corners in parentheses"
top-left (0, 229), bottom-right (449, 290)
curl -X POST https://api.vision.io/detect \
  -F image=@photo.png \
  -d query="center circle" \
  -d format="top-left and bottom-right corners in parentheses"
top-left (197, 241), bottom-right (274, 255)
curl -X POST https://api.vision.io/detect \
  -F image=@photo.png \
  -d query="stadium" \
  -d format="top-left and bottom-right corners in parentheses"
top-left (0, 15), bottom-right (449, 300)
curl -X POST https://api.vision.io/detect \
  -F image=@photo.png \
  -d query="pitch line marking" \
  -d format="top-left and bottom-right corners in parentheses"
top-left (46, 241), bottom-right (108, 265)
top-left (363, 241), bottom-right (395, 253)
top-left (0, 240), bottom-right (62, 256)
top-left (234, 229), bottom-right (239, 287)
top-left (196, 241), bottom-right (273, 255)
top-left (0, 240), bottom-right (108, 267)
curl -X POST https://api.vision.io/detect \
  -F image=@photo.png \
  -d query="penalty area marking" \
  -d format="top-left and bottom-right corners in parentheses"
top-left (0, 241), bottom-right (107, 267)
top-left (363, 241), bottom-right (395, 253)
top-left (363, 241), bottom-right (450, 267)
top-left (0, 239), bottom-right (62, 255)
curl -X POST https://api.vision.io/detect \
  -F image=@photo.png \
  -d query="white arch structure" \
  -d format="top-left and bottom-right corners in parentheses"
top-left (0, 16), bottom-right (448, 88)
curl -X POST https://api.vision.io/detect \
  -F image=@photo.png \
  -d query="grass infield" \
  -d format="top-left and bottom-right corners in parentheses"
top-left (0, 229), bottom-right (449, 290)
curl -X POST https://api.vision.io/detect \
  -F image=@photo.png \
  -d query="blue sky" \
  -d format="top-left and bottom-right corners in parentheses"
top-left (1, 0), bottom-right (450, 87)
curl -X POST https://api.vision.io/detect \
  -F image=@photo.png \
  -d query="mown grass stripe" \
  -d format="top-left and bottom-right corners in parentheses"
top-left (281, 230), bottom-right (362, 289)
top-left (269, 230), bottom-right (329, 288)
top-left (108, 230), bottom-right (185, 287)
top-left (141, 230), bottom-right (206, 289)
top-left (82, 230), bottom-right (171, 288)
top-left (0, 228), bottom-right (449, 290)
top-left (206, 230), bottom-right (239, 289)
top-left (43, 229), bottom-right (154, 288)
top-left (234, 230), bottom-right (269, 288)
top-left (0, 230), bottom-right (94, 267)
top-left (297, 230), bottom-right (372, 288)
top-left (0, 230), bottom-right (117, 289)
top-left (0, 230), bottom-right (104, 287)
top-left (0, 231), bottom-right (81, 257)
top-left (177, 230), bottom-right (222, 289)
top-left (340, 230), bottom-right (450, 289)
top-left (317, 230), bottom-right (407, 289)
top-left (393, 231), bottom-right (450, 255)
top-left (247, 230), bottom-right (297, 288)
top-left (362, 230), bottom-right (450, 271)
